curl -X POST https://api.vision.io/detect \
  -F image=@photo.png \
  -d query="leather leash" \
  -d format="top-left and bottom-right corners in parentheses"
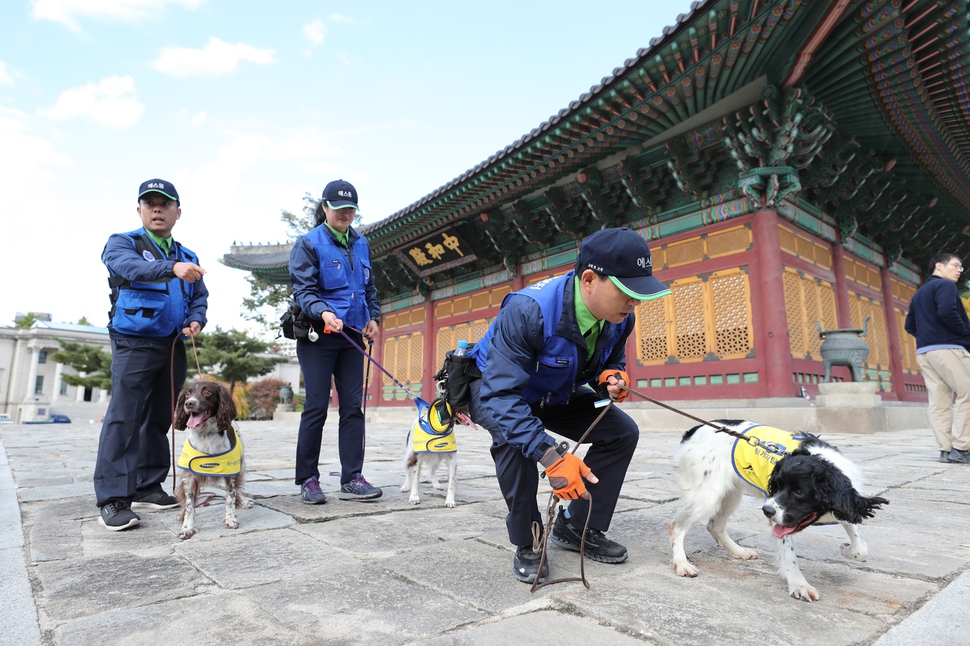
top-left (531, 400), bottom-right (613, 592)
top-left (616, 383), bottom-right (792, 456)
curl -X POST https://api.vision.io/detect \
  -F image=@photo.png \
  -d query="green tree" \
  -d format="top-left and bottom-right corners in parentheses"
top-left (77, 316), bottom-right (92, 326)
top-left (191, 327), bottom-right (286, 392)
top-left (14, 313), bottom-right (40, 328)
top-left (50, 340), bottom-right (113, 392)
top-left (242, 191), bottom-right (362, 326)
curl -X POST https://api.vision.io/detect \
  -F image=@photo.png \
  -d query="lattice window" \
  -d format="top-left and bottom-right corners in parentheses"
top-left (711, 269), bottom-right (753, 358)
top-left (635, 298), bottom-right (669, 364)
top-left (673, 279), bottom-right (707, 360)
top-left (383, 306), bottom-right (426, 331)
top-left (796, 236), bottom-right (814, 263)
top-left (667, 239), bottom-right (706, 267)
top-left (777, 225), bottom-right (832, 270)
top-left (778, 226), bottom-right (797, 256)
top-left (707, 226), bottom-right (751, 258)
top-left (815, 246), bottom-right (832, 270)
top-left (436, 318), bottom-right (494, 367)
top-left (783, 268), bottom-right (837, 359)
top-left (381, 332), bottom-right (424, 400)
top-left (783, 269), bottom-right (806, 357)
top-left (896, 307), bottom-right (919, 375)
top-left (637, 268), bottom-right (753, 365)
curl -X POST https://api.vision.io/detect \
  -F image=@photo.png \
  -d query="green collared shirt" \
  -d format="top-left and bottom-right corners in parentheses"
top-left (145, 229), bottom-right (173, 256)
top-left (574, 277), bottom-right (604, 360)
top-left (324, 222), bottom-right (349, 247)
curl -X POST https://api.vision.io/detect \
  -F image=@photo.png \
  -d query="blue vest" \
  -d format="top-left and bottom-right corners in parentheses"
top-left (305, 226), bottom-right (372, 329)
top-left (107, 229), bottom-right (197, 338)
top-left (474, 272), bottom-right (628, 407)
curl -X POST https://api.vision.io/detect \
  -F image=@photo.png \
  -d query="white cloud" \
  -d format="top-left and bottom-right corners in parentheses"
top-left (32, 0), bottom-right (203, 31)
top-left (0, 61), bottom-right (14, 86)
top-left (190, 110), bottom-right (207, 126)
top-left (41, 75), bottom-right (144, 128)
top-left (329, 14), bottom-right (352, 23)
top-left (152, 37), bottom-right (276, 77)
top-left (303, 19), bottom-right (326, 46)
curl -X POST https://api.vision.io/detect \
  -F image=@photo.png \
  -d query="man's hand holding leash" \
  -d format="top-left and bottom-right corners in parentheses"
top-left (540, 443), bottom-right (599, 500)
top-left (598, 370), bottom-right (630, 403)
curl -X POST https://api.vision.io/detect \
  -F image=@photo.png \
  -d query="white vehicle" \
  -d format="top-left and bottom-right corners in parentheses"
top-left (0, 413), bottom-right (12, 424)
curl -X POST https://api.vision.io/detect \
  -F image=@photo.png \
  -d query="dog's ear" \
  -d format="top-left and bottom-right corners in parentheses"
top-left (813, 464), bottom-right (888, 523)
top-left (216, 384), bottom-right (237, 431)
top-left (173, 386), bottom-right (190, 430)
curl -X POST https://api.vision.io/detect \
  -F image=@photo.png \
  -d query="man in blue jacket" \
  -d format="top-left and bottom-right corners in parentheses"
top-left (904, 253), bottom-right (970, 464)
top-left (468, 228), bottom-right (671, 583)
top-left (94, 179), bottom-right (208, 531)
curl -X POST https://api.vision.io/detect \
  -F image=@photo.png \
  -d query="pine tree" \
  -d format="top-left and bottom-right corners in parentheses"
top-left (191, 327), bottom-right (287, 393)
top-left (50, 340), bottom-right (113, 392)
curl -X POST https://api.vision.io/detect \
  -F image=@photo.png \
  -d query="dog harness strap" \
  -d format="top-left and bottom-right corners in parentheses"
top-left (730, 425), bottom-right (804, 497)
top-left (177, 424), bottom-right (244, 476)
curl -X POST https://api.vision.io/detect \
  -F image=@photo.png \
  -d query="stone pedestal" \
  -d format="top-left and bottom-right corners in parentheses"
top-left (816, 382), bottom-right (882, 408)
top-left (273, 403), bottom-right (300, 422)
top-left (815, 381), bottom-right (885, 434)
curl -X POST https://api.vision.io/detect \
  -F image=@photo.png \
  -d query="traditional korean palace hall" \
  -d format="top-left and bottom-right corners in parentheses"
top-left (224, 0), bottom-right (970, 408)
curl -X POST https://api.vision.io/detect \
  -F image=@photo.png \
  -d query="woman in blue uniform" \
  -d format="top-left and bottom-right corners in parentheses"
top-left (288, 179), bottom-right (382, 503)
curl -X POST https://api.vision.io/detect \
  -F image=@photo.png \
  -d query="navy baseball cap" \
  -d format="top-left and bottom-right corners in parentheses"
top-left (577, 228), bottom-right (670, 300)
top-left (138, 179), bottom-right (180, 205)
top-left (321, 179), bottom-right (358, 210)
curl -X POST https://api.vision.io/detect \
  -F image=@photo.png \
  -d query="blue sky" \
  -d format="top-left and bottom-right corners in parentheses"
top-left (1, 0), bottom-right (696, 334)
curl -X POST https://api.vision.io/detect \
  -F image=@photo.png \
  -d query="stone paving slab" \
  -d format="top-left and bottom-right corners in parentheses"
top-left (2, 419), bottom-right (970, 644)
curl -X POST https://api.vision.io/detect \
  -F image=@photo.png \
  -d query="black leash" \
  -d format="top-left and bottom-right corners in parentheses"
top-left (617, 383), bottom-right (791, 457)
top-left (531, 400), bottom-right (613, 592)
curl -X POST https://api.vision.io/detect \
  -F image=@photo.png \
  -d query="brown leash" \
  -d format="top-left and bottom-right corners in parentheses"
top-left (616, 383), bottom-right (792, 457)
top-left (531, 400), bottom-right (613, 592)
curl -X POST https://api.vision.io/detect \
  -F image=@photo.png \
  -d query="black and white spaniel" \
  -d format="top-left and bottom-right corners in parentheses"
top-left (173, 381), bottom-right (251, 540)
top-left (668, 420), bottom-right (888, 601)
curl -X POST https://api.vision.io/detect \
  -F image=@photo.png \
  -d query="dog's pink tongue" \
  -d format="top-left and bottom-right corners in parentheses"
top-left (187, 411), bottom-right (210, 429)
top-left (773, 524), bottom-right (798, 539)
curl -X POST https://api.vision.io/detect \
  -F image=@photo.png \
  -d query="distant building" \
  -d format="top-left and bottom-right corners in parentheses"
top-left (0, 321), bottom-right (110, 423)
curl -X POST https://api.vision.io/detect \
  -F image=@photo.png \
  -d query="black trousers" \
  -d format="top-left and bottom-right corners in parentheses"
top-left (294, 331), bottom-right (366, 486)
top-left (468, 379), bottom-right (639, 547)
top-left (94, 334), bottom-right (185, 507)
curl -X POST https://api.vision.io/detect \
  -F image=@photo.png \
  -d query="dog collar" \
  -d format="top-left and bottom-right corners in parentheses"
top-left (177, 423), bottom-right (243, 477)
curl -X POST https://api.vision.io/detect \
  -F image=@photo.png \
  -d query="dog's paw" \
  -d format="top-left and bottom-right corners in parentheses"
top-left (224, 518), bottom-right (239, 529)
top-left (840, 542), bottom-right (868, 562)
top-left (673, 560), bottom-right (698, 577)
top-left (445, 498), bottom-right (456, 508)
top-left (789, 584), bottom-right (820, 602)
top-left (408, 495), bottom-right (421, 505)
top-left (432, 479), bottom-right (443, 491)
top-left (732, 547), bottom-right (758, 561)
top-left (178, 527), bottom-right (198, 540)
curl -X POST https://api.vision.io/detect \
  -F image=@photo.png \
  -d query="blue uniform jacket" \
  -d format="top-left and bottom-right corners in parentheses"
top-left (289, 224), bottom-right (380, 329)
top-left (904, 276), bottom-right (970, 350)
top-left (470, 272), bottom-right (634, 461)
top-left (103, 228), bottom-right (208, 338)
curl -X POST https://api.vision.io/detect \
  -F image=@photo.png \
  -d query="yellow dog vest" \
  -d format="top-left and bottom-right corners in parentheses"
top-left (731, 423), bottom-right (806, 497)
top-left (177, 423), bottom-right (243, 477)
top-left (411, 417), bottom-right (457, 454)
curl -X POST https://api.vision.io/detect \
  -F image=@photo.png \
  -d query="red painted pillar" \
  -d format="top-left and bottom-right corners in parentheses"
top-left (369, 326), bottom-right (384, 408)
top-left (830, 237), bottom-right (853, 329)
top-left (422, 299), bottom-right (436, 403)
top-left (880, 267), bottom-right (905, 401)
top-left (752, 208), bottom-right (795, 397)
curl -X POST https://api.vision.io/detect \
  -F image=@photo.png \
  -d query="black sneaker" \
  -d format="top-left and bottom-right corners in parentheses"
top-left (940, 451), bottom-right (950, 463)
top-left (513, 546), bottom-right (549, 584)
top-left (338, 475), bottom-right (383, 501)
top-left (947, 448), bottom-right (970, 464)
top-left (550, 509), bottom-right (628, 563)
top-left (131, 490), bottom-right (179, 510)
top-left (99, 500), bottom-right (140, 532)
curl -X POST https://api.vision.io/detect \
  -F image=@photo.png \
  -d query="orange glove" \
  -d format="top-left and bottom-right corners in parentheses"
top-left (545, 453), bottom-right (594, 500)
top-left (598, 370), bottom-right (630, 402)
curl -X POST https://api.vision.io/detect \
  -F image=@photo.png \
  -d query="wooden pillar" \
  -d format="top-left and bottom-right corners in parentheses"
top-left (422, 299), bottom-right (436, 403)
top-left (751, 209), bottom-right (795, 397)
top-left (367, 326), bottom-right (384, 408)
top-left (880, 267), bottom-right (906, 401)
top-left (830, 238), bottom-right (853, 329)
